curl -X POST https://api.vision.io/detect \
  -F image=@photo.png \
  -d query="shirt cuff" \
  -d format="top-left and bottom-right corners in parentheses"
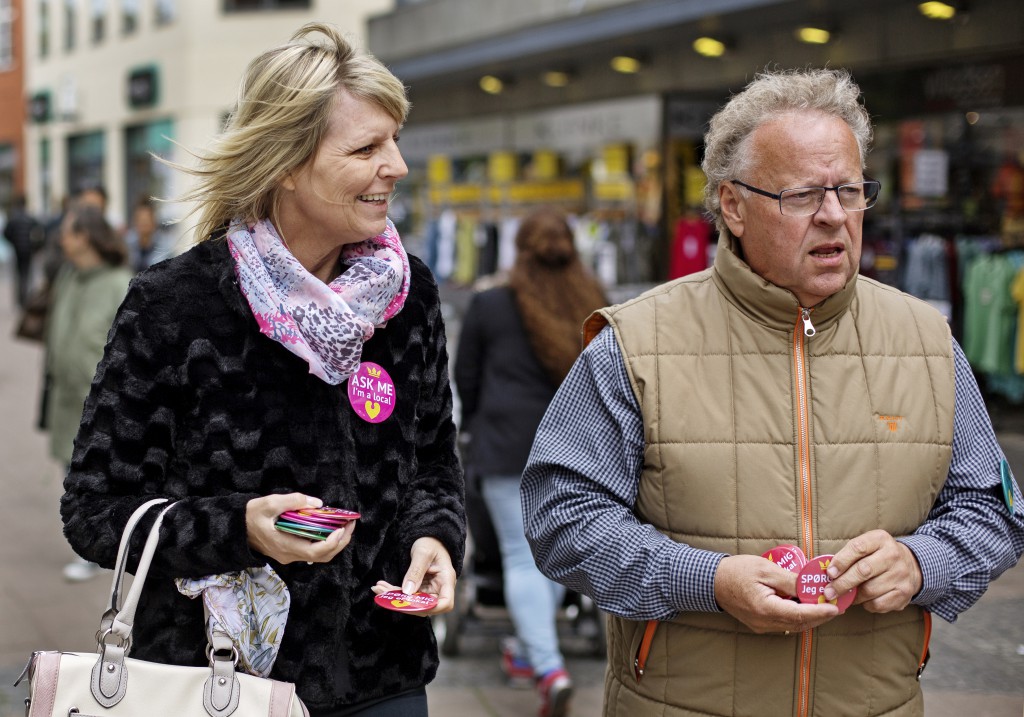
top-left (668, 548), bottom-right (728, 614)
top-left (897, 534), bottom-right (951, 606)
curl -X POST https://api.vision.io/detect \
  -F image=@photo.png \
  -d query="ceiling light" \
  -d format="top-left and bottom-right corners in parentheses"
top-left (692, 37), bottom-right (726, 58)
top-left (479, 75), bottom-right (505, 94)
top-left (796, 26), bottom-right (831, 44)
top-left (610, 55), bottom-right (642, 74)
top-left (918, 2), bottom-right (956, 19)
top-left (542, 71), bottom-right (571, 88)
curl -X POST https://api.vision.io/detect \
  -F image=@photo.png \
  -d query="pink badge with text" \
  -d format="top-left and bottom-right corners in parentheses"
top-left (374, 591), bottom-right (438, 613)
top-left (347, 362), bottom-right (396, 423)
top-left (796, 554), bottom-right (856, 613)
top-left (762, 544), bottom-right (807, 573)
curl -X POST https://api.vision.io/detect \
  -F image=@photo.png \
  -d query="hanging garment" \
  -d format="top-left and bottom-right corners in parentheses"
top-left (963, 252), bottom-right (1017, 375)
top-left (670, 216), bottom-right (712, 279)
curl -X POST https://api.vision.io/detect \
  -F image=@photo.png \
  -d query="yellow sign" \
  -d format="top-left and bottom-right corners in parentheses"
top-left (427, 155), bottom-right (452, 186)
top-left (488, 151), bottom-right (517, 184)
top-left (603, 144), bottom-right (630, 176)
top-left (594, 179), bottom-right (635, 201)
top-left (532, 150), bottom-right (559, 181)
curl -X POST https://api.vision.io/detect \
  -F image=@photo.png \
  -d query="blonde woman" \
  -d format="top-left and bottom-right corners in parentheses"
top-left (61, 24), bottom-right (464, 717)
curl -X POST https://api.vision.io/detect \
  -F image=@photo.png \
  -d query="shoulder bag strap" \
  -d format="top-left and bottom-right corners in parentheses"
top-left (97, 497), bottom-right (169, 641)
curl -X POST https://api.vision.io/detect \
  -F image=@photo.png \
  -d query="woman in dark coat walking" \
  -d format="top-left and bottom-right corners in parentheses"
top-left (61, 23), bottom-right (465, 717)
top-left (455, 207), bottom-right (606, 717)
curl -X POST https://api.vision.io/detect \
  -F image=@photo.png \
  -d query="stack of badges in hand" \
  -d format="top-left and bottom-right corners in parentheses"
top-left (762, 544), bottom-right (857, 613)
top-left (373, 590), bottom-right (439, 613)
top-left (274, 507), bottom-right (361, 541)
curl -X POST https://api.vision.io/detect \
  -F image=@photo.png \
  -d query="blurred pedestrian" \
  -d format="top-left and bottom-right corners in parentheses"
top-left (61, 23), bottom-right (464, 716)
top-left (44, 204), bottom-right (131, 582)
top-left (455, 207), bottom-right (606, 717)
top-left (3, 195), bottom-right (42, 308)
top-left (123, 196), bottom-right (175, 272)
top-left (40, 187), bottom-right (107, 285)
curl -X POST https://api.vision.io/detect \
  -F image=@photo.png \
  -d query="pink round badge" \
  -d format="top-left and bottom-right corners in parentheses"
top-left (762, 544), bottom-right (807, 573)
top-left (796, 554), bottom-right (856, 613)
top-left (347, 362), bottom-right (396, 423)
top-left (374, 591), bottom-right (438, 613)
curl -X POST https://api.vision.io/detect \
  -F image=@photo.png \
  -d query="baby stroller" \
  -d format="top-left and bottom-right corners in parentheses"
top-left (432, 464), bottom-right (606, 660)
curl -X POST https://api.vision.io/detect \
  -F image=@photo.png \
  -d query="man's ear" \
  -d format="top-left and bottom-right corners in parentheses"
top-left (719, 181), bottom-right (745, 238)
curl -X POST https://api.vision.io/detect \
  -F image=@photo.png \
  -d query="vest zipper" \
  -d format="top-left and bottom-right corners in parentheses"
top-left (633, 620), bottom-right (659, 681)
top-left (794, 307), bottom-right (815, 717)
top-left (917, 610), bottom-right (933, 679)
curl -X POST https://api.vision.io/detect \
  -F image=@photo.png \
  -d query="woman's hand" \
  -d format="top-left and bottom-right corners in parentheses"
top-left (245, 493), bottom-right (355, 564)
top-left (371, 537), bottom-right (457, 616)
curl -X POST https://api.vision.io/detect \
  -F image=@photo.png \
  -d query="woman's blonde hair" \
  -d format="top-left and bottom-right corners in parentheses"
top-left (173, 22), bottom-right (409, 243)
top-left (701, 67), bottom-right (872, 236)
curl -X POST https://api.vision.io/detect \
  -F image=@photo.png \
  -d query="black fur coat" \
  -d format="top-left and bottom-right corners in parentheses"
top-left (61, 238), bottom-right (466, 713)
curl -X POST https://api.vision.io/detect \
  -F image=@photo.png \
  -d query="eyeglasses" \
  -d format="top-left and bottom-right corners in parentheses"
top-left (731, 178), bottom-right (881, 217)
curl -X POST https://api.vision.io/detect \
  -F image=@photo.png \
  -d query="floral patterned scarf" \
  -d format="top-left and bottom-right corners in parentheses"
top-left (227, 217), bottom-right (410, 384)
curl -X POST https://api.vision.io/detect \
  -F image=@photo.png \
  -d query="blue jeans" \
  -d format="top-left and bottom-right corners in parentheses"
top-left (481, 474), bottom-right (566, 676)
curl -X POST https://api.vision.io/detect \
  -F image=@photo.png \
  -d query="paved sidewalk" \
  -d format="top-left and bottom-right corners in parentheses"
top-left (0, 272), bottom-right (1021, 716)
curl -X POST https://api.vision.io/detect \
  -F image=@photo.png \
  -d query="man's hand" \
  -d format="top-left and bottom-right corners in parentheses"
top-left (715, 555), bottom-right (839, 633)
top-left (245, 493), bottom-right (356, 564)
top-left (371, 537), bottom-right (457, 617)
top-left (824, 530), bottom-right (922, 613)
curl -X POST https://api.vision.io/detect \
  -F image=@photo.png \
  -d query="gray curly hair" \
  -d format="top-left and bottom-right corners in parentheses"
top-left (701, 68), bottom-right (872, 235)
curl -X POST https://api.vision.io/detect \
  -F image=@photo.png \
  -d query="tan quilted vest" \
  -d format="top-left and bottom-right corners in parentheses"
top-left (586, 236), bottom-right (954, 717)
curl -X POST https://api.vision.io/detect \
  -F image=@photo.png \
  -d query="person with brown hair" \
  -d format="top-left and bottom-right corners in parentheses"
top-left (45, 204), bottom-right (132, 582)
top-left (123, 196), bottom-right (176, 272)
top-left (454, 207), bottom-right (607, 717)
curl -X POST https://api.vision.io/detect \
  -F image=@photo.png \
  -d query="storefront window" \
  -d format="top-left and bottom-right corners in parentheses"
top-left (124, 119), bottom-right (174, 224)
top-left (122, 0), bottom-right (138, 34)
top-left (91, 0), bottom-right (107, 44)
top-left (67, 131), bottom-right (105, 196)
top-left (39, 0), bottom-right (49, 58)
top-left (40, 138), bottom-right (52, 215)
top-left (0, 0), bottom-right (13, 70)
top-left (400, 96), bottom-right (665, 288)
top-left (223, 0), bottom-right (311, 11)
top-left (0, 144), bottom-right (14, 211)
top-left (63, 0), bottom-right (76, 52)
top-left (155, 0), bottom-right (175, 26)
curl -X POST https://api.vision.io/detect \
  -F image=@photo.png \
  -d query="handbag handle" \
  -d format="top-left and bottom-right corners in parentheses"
top-left (97, 497), bottom-right (170, 644)
top-left (107, 499), bottom-right (177, 641)
top-left (91, 499), bottom-right (244, 716)
top-left (92, 499), bottom-right (178, 708)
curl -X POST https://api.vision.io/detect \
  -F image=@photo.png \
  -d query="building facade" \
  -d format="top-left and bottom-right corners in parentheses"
top-left (22, 0), bottom-right (388, 233)
top-left (368, 0), bottom-right (1024, 288)
top-left (0, 0), bottom-right (28, 207)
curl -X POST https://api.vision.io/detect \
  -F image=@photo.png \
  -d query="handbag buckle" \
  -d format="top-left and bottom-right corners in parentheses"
top-left (205, 643), bottom-right (240, 668)
top-left (96, 628), bottom-right (131, 655)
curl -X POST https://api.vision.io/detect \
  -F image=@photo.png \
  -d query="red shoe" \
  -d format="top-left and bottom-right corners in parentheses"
top-left (500, 638), bottom-right (534, 684)
top-left (537, 668), bottom-right (573, 717)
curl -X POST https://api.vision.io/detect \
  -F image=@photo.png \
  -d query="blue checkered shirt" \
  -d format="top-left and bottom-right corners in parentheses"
top-left (521, 327), bottom-right (1024, 623)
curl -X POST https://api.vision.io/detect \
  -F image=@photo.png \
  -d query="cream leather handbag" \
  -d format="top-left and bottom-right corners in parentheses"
top-left (16, 498), bottom-right (308, 717)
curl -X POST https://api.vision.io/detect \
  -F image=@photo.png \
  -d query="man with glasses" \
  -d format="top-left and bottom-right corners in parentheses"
top-left (522, 68), bottom-right (1023, 716)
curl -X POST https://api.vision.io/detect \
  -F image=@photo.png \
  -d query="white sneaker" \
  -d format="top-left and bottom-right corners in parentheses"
top-left (63, 557), bottom-right (102, 582)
